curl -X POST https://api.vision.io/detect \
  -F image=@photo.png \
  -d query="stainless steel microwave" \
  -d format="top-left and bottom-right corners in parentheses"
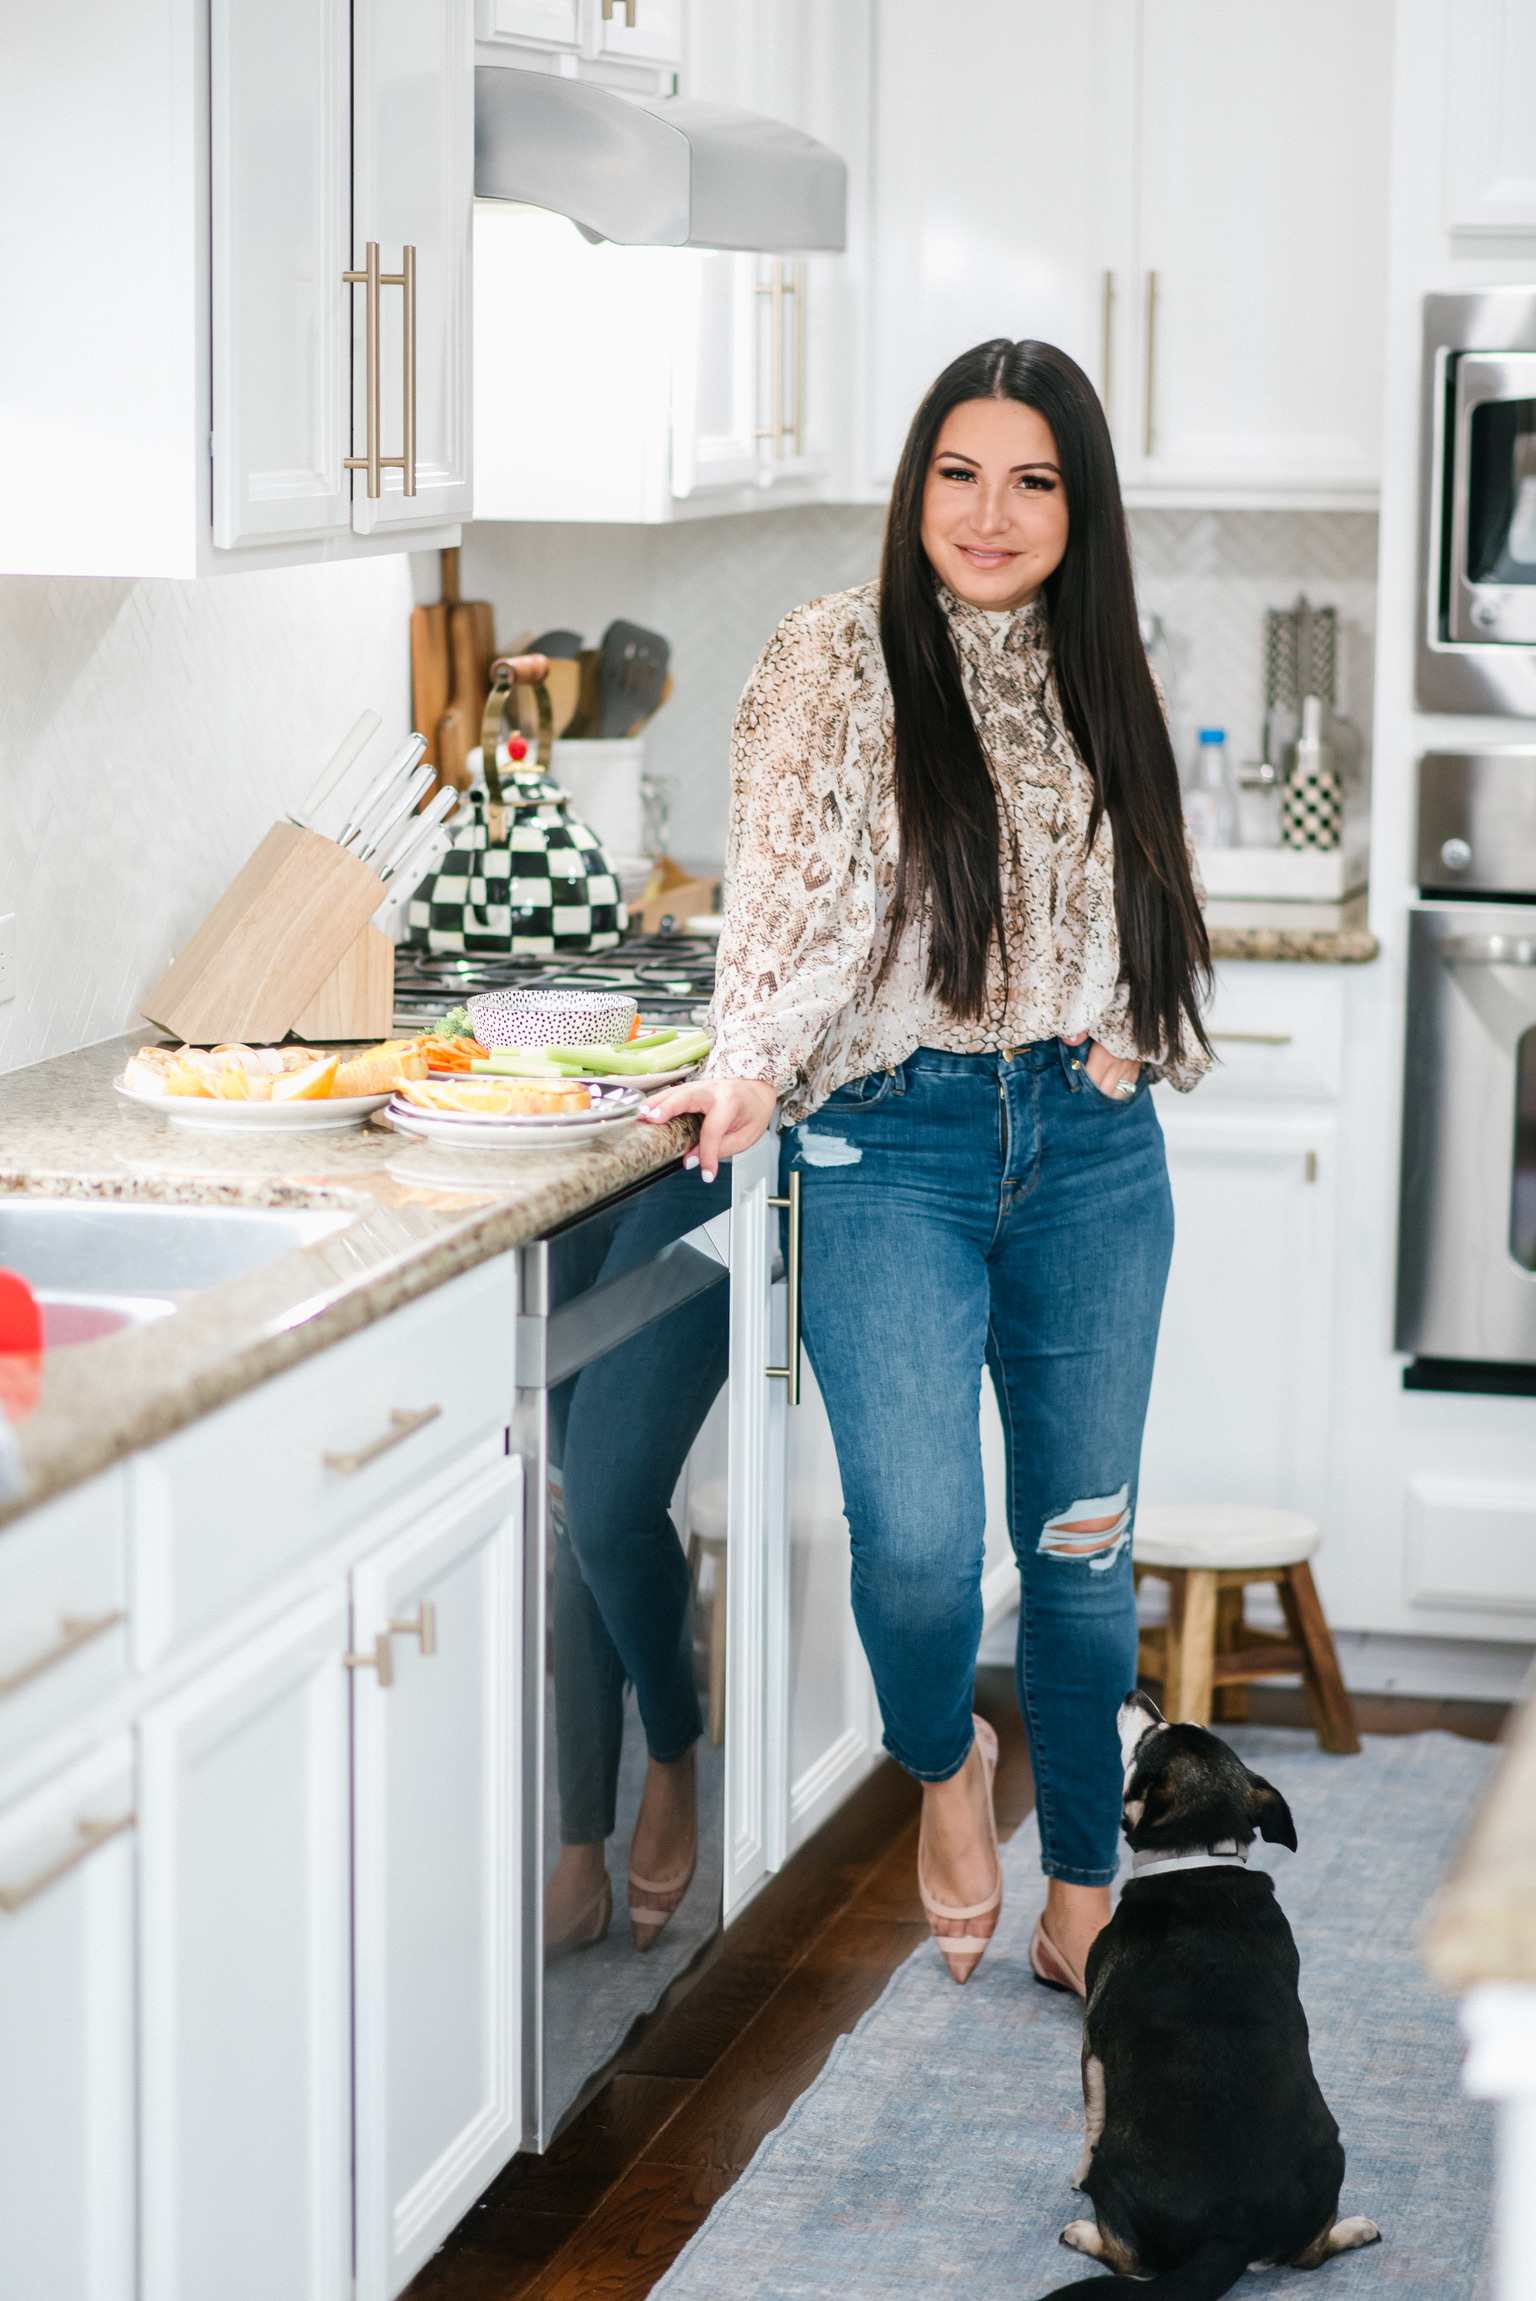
top-left (1420, 290), bottom-right (1536, 715)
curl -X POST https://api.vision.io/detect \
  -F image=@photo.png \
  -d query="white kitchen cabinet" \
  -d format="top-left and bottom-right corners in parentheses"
top-left (861, 0), bottom-right (1390, 507)
top-left (352, 1457), bottom-right (522, 2301)
top-left (138, 1588), bottom-right (354, 2301)
top-left (1140, 1103), bottom-right (1338, 1521)
top-left (596, 0), bottom-right (683, 69)
top-left (1443, 0), bottom-right (1536, 235)
top-left (0, 1737), bottom-right (137, 2301)
top-left (350, 0), bottom-right (475, 538)
top-left (473, 203), bottom-right (826, 523)
top-left (1122, 0), bottom-right (1391, 501)
top-left (4, 0), bottom-right (469, 579)
top-left (475, 0), bottom-right (678, 85)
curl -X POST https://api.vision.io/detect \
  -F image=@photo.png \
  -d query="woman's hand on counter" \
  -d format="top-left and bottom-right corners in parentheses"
top-left (639, 1078), bottom-right (778, 1184)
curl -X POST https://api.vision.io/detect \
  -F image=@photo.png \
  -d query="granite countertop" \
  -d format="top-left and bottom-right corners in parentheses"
top-left (0, 1034), bottom-right (699, 1528)
top-left (1207, 928), bottom-right (1380, 964)
top-left (1425, 1698), bottom-right (1536, 1987)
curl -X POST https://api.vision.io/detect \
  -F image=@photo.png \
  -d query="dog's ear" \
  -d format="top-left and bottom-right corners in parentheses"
top-left (1246, 1771), bottom-right (1297, 1850)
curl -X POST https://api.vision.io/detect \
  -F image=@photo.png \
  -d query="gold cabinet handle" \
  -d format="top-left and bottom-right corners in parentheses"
top-left (1209, 1030), bottom-right (1294, 1046)
top-left (1143, 270), bottom-right (1158, 457)
top-left (389, 1601), bottom-right (436, 1657)
top-left (0, 1609), bottom-right (124, 1705)
top-left (791, 260), bottom-right (805, 457)
top-left (766, 1167), bottom-right (802, 1405)
top-left (323, 1404), bottom-right (441, 1476)
top-left (0, 1812), bottom-right (134, 1915)
top-left (602, 0), bottom-right (638, 21)
top-left (344, 242), bottom-right (418, 499)
top-left (342, 1602), bottom-right (436, 1692)
top-left (343, 1632), bottom-right (394, 1689)
top-left (754, 262), bottom-right (806, 462)
top-left (1101, 269), bottom-right (1114, 411)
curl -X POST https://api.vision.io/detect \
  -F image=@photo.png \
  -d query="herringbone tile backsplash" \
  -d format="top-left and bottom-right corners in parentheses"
top-left (0, 561), bottom-right (413, 1075)
top-left (457, 507), bottom-right (1378, 865)
top-left (0, 507), bottom-right (1374, 1075)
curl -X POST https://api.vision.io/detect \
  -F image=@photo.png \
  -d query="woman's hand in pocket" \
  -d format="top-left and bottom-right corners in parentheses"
top-left (638, 1078), bottom-right (778, 1183)
top-left (1065, 1034), bottom-right (1142, 1100)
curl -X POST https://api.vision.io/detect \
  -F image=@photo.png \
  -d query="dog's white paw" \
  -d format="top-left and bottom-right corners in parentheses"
top-left (1332, 2217), bottom-right (1382, 2252)
top-left (1059, 2220), bottom-right (1105, 2259)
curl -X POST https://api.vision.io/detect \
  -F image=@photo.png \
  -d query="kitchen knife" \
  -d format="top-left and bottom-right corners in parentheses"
top-left (334, 732), bottom-right (427, 851)
top-left (377, 783), bottom-right (459, 888)
top-left (289, 709), bottom-right (383, 831)
top-left (355, 762), bottom-right (435, 866)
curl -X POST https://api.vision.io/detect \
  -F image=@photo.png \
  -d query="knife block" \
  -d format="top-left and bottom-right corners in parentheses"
top-left (141, 822), bottom-right (394, 1045)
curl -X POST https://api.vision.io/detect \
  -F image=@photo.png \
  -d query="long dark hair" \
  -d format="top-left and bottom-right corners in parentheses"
top-left (878, 337), bottom-right (1210, 1063)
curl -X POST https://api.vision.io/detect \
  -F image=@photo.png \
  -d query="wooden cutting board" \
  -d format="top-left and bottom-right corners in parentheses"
top-left (436, 601), bottom-right (497, 791)
top-left (410, 603), bottom-right (452, 781)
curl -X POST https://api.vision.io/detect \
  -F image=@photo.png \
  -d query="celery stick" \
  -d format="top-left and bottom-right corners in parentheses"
top-left (627, 1030), bottom-right (678, 1051)
top-left (472, 1053), bottom-right (564, 1077)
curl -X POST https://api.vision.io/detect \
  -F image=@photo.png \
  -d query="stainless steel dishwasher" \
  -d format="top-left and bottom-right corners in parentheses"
top-left (511, 1146), bottom-right (797, 2147)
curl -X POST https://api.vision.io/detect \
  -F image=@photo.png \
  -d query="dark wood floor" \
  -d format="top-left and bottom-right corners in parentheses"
top-left (408, 1673), bottom-right (1508, 2301)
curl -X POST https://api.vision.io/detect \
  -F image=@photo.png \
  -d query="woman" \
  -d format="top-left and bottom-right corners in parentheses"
top-left (642, 338), bottom-right (1209, 1992)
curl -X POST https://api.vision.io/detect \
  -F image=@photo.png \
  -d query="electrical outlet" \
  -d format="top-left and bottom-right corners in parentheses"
top-left (0, 916), bottom-right (16, 1005)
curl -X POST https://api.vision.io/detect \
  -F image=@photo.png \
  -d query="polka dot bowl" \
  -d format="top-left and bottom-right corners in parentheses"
top-left (465, 987), bottom-right (639, 1051)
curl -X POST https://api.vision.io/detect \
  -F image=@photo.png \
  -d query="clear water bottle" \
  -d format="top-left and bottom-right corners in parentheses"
top-left (1185, 727), bottom-right (1235, 850)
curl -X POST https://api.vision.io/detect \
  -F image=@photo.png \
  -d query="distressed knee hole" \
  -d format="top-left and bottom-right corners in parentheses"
top-left (1039, 1486), bottom-right (1131, 1572)
top-left (796, 1127), bottom-right (861, 1167)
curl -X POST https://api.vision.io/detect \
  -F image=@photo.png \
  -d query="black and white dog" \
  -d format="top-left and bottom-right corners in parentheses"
top-left (1038, 1690), bottom-right (1380, 2300)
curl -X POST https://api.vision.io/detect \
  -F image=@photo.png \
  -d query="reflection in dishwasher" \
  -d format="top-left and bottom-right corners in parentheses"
top-left (533, 1167), bottom-right (732, 2138)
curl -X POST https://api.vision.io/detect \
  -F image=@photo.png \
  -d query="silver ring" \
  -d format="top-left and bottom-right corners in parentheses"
top-left (1114, 1078), bottom-right (1137, 1097)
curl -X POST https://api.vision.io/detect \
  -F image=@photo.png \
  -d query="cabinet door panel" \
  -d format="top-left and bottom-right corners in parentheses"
top-left (869, 0), bottom-right (1117, 486)
top-left (0, 1739), bottom-right (135, 2301)
top-left (351, 0), bottom-right (474, 533)
top-left (479, 0), bottom-right (581, 46)
top-left (1140, 1109), bottom-right (1336, 1517)
top-left (1133, 0), bottom-right (1389, 488)
top-left (139, 1591), bottom-right (353, 2301)
top-left (596, 0), bottom-right (683, 66)
top-left (211, 0), bottom-right (352, 546)
top-left (352, 1459), bottom-right (521, 2301)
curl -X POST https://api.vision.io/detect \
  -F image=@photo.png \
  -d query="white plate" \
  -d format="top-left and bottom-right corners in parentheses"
top-left (431, 1062), bottom-right (699, 1091)
top-left (114, 1077), bottom-right (392, 1133)
top-left (386, 1107), bottom-right (639, 1151)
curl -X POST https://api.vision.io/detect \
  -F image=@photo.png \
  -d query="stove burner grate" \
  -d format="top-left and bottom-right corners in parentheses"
top-left (391, 932), bottom-right (719, 1033)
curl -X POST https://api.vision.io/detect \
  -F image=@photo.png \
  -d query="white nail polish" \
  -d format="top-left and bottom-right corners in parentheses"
top-left (702, 1169), bottom-right (716, 1183)
top-left (684, 1153), bottom-right (699, 1170)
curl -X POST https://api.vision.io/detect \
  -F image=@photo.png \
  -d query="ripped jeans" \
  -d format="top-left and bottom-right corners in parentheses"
top-left (784, 1042), bottom-right (1174, 1885)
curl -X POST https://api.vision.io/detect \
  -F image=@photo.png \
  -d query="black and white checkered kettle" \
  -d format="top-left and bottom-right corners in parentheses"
top-left (406, 669), bottom-right (628, 958)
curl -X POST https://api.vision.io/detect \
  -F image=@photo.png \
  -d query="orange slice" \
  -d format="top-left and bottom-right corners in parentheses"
top-left (272, 1054), bottom-right (340, 1102)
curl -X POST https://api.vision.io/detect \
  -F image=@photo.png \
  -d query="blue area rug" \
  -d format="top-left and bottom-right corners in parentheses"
top-left (655, 1728), bottom-right (1496, 2301)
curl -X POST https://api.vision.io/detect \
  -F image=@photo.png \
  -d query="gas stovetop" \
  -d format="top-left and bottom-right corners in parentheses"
top-left (392, 933), bottom-right (719, 1035)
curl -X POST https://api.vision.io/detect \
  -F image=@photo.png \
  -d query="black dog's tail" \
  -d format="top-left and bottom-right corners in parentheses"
top-left (1036, 2236), bottom-right (1250, 2301)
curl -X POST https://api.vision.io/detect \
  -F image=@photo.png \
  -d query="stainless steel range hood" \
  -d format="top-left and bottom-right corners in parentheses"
top-left (474, 69), bottom-right (846, 254)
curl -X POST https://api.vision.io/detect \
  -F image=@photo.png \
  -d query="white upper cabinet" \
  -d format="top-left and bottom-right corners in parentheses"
top-left (595, 0), bottom-right (683, 68)
top-left (1123, 0), bottom-right (1391, 501)
top-left (867, 0), bottom-right (1120, 490)
top-left (351, 0), bottom-right (475, 537)
top-left (1444, 0), bottom-right (1536, 235)
top-left (861, 0), bottom-right (1390, 508)
top-left (478, 0), bottom-right (582, 53)
top-left (2, 0), bottom-right (471, 579)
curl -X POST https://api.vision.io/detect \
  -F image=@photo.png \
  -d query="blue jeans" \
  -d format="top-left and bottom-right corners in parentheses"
top-left (783, 1042), bottom-right (1174, 1886)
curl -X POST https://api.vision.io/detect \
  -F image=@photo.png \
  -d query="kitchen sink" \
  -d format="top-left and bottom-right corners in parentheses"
top-left (0, 1198), bottom-right (357, 1345)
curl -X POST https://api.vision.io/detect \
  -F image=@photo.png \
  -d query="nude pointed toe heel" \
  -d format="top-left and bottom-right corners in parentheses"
top-left (545, 1872), bottom-right (613, 1958)
top-left (918, 1715), bottom-right (1003, 1985)
top-left (627, 1851), bottom-right (697, 1952)
top-left (1028, 1914), bottom-right (1088, 2000)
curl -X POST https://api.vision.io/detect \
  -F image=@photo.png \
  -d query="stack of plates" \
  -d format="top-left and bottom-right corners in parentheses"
top-left (383, 1084), bottom-right (644, 1150)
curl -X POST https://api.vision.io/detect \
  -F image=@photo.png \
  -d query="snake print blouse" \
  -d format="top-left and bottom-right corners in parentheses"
top-left (703, 580), bottom-right (1208, 1122)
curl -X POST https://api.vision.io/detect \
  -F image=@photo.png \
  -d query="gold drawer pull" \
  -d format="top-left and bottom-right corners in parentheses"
top-left (0, 1609), bottom-right (124, 1704)
top-left (323, 1404), bottom-right (442, 1476)
top-left (602, 0), bottom-right (638, 21)
top-left (1209, 1031), bottom-right (1294, 1046)
top-left (343, 1602), bottom-right (437, 1692)
top-left (0, 1812), bottom-right (134, 1915)
top-left (766, 1168), bottom-right (803, 1405)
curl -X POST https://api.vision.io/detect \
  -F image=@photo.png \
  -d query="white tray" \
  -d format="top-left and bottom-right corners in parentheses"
top-left (114, 1078), bottom-right (392, 1132)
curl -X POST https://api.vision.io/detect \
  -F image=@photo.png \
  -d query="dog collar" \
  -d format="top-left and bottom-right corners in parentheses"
top-left (1131, 1840), bottom-right (1249, 1878)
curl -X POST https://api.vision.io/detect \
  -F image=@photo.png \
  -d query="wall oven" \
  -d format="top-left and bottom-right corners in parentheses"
top-left (1420, 290), bottom-right (1536, 714)
top-left (1397, 749), bottom-right (1536, 1386)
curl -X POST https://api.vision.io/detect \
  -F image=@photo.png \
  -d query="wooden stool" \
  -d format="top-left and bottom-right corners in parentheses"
top-left (1133, 1505), bottom-right (1360, 1755)
top-left (686, 1478), bottom-right (728, 1748)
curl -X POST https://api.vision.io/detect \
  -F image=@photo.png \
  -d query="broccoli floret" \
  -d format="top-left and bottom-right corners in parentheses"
top-left (439, 1004), bottom-right (475, 1038)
